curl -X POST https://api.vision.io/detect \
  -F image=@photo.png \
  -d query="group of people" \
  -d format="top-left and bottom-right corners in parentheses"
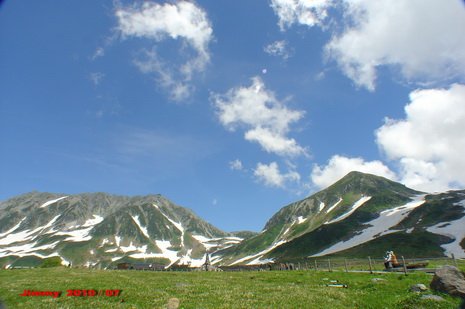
top-left (384, 250), bottom-right (399, 269)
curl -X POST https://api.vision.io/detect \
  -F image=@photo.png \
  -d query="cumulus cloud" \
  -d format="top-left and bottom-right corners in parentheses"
top-left (311, 155), bottom-right (396, 189)
top-left (212, 76), bottom-right (307, 157)
top-left (115, 1), bottom-right (213, 100)
top-left (264, 40), bottom-right (293, 60)
top-left (270, 0), bottom-right (332, 30)
top-left (325, 0), bottom-right (465, 90)
top-left (376, 84), bottom-right (465, 192)
top-left (269, 1), bottom-right (465, 90)
top-left (254, 162), bottom-right (300, 188)
top-left (229, 159), bottom-right (244, 171)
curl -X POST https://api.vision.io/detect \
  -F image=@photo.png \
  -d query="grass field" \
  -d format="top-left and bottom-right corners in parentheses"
top-left (0, 267), bottom-right (462, 308)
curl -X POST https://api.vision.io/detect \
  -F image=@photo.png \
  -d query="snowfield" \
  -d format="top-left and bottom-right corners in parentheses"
top-left (312, 195), bottom-right (425, 257)
top-left (427, 200), bottom-right (465, 258)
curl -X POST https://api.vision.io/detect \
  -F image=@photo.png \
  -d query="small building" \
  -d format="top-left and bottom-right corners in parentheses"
top-left (117, 262), bottom-right (132, 270)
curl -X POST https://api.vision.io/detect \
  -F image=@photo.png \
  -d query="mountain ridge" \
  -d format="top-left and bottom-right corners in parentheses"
top-left (1, 172), bottom-right (464, 268)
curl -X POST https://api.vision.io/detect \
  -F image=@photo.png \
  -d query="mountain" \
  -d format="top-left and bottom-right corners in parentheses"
top-left (0, 192), bottom-right (241, 268)
top-left (2, 172), bottom-right (464, 268)
top-left (213, 172), bottom-right (465, 265)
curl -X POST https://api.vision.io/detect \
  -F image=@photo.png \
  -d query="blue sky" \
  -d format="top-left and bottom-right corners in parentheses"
top-left (2, 0), bottom-right (465, 232)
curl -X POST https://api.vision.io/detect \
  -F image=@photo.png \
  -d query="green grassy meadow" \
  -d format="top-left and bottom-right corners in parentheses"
top-left (0, 267), bottom-right (462, 309)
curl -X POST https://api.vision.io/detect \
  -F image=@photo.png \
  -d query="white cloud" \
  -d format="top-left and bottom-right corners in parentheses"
top-left (376, 84), bottom-right (465, 192)
top-left (325, 0), bottom-right (465, 90)
top-left (311, 155), bottom-right (396, 189)
top-left (90, 72), bottom-right (105, 86)
top-left (269, 1), bottom-right (465, 90)
top-left (115, 1), bottom-right (213, 100)
top-left (254, 162), bottom-right (300, 188)
top-left (92, 47), bottom-right (105, 60)
top-left (264, 40), bottom-right (293, 60)
top-left (229, 159), bottom-right (244, 171)
top-left (270, 0), bottom-right (333, 30)
top-left (212, 76), bottom-right (307, 157)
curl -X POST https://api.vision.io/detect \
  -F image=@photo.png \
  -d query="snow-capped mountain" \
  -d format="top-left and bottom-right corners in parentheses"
top-left (2, 172), bottom-right (464, 268)
top-left (0, 192), bottom-right (241, 268)
top-left (214, 172), bottom-right (465, 265)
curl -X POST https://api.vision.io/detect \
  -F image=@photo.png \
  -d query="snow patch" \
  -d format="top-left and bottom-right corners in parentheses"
top-left (131, 215), bottom-right (150, 238)
top-left (128, 240), bottom-right (179, 267)
top-left (54, 215), bottom-right (103, 242)
top-left (326, 196), bottom-right (372, 224)
top-left (0, 217), bottom-right (26, 237)
top-left (0, 215), bottom-right (61, 246)
top-left (155, 204), bottom-right (185, 247)
top-left (325, 198), bottom-right (343, 213)
top-left (231, 240), bottom-right (287, 266)
top-left (39, 196), bottom-right (68, 208)
top-left (427, 200), bottom-right (465, 258)
top-left (311, 196), bottom-right (425, 257)
top-left (296, 216), bottom-right (307, 224)
top-left (319, 202), bottom-right (325, 212)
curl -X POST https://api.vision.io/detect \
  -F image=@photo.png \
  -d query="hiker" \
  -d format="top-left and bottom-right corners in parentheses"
top-left (384, 251), bottom-right (393, 269)
top-left (390, 251), bottom-right (399, 267)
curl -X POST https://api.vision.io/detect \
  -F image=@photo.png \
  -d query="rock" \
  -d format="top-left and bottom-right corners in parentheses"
top-left (420, 294), bottom-right (444, 302)
top-left (167, 297), bottom-right (180, 309)
top-left (430, 265), bottom-right (465, 298)
top-left (410, 283), bottom-right (428, 292)
top-left (371, 278), bottom-right (387, 283)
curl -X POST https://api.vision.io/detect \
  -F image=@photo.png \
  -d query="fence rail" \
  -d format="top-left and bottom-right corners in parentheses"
top-left (268, 255), bottom-right (464, 274)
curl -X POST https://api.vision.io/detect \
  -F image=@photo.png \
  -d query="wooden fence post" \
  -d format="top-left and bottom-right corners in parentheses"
top-left (368, 256), bottom-right (373, 274)
top-left (452, 254), bottom-right (458, 267)
top-left (344, 259), bottom-right (348, 273)
top-left (328, 259), bottom-right (332, 272)
top-left (305, 262), bottom-right (308, 270)
top-left (401, 256), bottom-right (408, 276)
top-left (314, 260), bottom-right (318, 271)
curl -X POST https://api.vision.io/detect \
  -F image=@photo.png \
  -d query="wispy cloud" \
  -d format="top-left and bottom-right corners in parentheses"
top-left (229, 159), bottom-right (244, 171)
top-left (264, 40), bottom-right (293, 60)
top-left (270, 0), bottom-right (332, 31)
top-left (114, 1), bottom-right (213, 101)
top-left (89, 72), bottom-right (105, 86)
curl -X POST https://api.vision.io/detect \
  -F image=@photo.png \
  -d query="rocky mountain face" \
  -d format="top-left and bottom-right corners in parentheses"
top-left (0, 192), bottom-right (241, 268)
top-left (213, 172), bottom-right (465, 265)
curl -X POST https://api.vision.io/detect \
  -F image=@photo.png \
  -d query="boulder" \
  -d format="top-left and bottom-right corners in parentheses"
top-left (371, 278), bottom-right (387, 283)
top-left (430, 265), bottom-right (465, 298)
top-left (420, 294), bottom-right (444, 302)
top-left (167, 297), bottom-right (180, 309)
top-left (410, 283), bottom-right (428, 292)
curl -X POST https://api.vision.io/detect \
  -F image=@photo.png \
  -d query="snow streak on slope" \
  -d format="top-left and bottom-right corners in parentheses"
top-left (192, 235), bottom-right (242, 251)
top-left (153, 203), bottom-right (185, 247)
top-left (311, 196), bottom-right (425, 257)
top-left (54, 215), bottom-right (104, 242)
top-left (325, 198), bottom-right (343, 213)
top-left (131, 215), bottom-right (150, 238)
top-left (230, 240), bottom-right (287, 266)
top-left (39, 196), bottom-right (68, 208)
top-left (326, 196), bottom-right (372, 224)
top-left (0, 215), bottom-right (61, 246)
top-left (427, 200), bottom-right (465, 258)
top-left (128, 240), bottom-right (179, 267)
top-left (0, 217), bottom-right (26, 237)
